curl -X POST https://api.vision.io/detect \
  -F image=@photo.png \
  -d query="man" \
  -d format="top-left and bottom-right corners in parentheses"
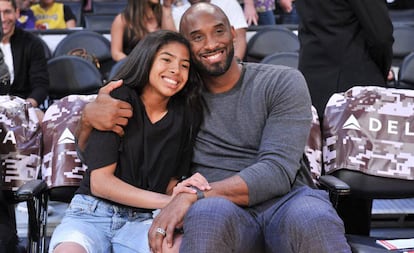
top-left (78, 3), bottom-right (351, 253)
top-left (296, 0), bottom-right (394, 119)
top-left (172, 0), bottom-right (248, 62)
top-left (0, 0), bottom-right (49, 109)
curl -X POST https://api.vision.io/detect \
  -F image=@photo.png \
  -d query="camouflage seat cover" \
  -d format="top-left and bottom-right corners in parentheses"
top-left (305, 105), bottom-right (322, 183)
top-left (41, 95), bottom-right (96, 188)
top-left (0, 96), bottom-right (42, 191)
top-left (323, 86), bottom-right (414, 180)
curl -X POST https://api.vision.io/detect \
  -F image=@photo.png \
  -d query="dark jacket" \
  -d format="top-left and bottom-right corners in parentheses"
top-left (296, 0), bottom-right (394, 118)
top-left (9, 27), bottom-right (49, 106)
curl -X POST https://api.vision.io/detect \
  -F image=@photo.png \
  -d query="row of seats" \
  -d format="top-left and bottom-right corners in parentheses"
top-left (246, 25), bottom-right (414, 68)
top-left (2, 85), bottom-right (414, 252)
top-left (37, 25), bottom-right (414, 110)
top-left (260, 50), bottom-right (414, 90)
top-left (247, 25), bottom-right (414, 89)
top-left (58, 0), bottom-right (125, 28)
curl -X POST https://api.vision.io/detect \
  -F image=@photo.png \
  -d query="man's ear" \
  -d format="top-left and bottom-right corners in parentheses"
top-left (230, 26), bottom-right (236, 40)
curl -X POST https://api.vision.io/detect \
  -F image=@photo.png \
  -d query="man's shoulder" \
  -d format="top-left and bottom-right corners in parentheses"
top-left (243, 62), bottom-right (299, 76)
top-left (12, 28), bottom-right (38, 42)
top-left (242, 62), bottom-right (306, 91)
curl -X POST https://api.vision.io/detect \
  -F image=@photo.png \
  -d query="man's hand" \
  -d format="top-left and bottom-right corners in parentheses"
top-left (279, 0), bottom-right (293, 13)
top-left (83, 80), bottom-right (132, 135)
top-left (76, 80), bottom-right (132, 151)
top-left (148, 194), bottom-right (196, 253)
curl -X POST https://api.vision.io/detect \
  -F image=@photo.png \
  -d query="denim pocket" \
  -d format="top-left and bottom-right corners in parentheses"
top-left (66, 194), bottom-right (99, 215)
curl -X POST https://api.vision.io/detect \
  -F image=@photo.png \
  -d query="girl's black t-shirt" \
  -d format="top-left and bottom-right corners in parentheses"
top-left (76, 85), bottom-right (193, 207)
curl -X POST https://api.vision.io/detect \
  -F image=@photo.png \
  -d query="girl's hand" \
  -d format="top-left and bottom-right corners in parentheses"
top-left (178, 173), bottom-right (211, 191)
top-left (171, 173), bottom-right (212, 198)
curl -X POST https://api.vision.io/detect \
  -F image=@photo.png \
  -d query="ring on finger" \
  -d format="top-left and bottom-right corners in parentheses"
top-left (155, 227), bottom-right (166, 237)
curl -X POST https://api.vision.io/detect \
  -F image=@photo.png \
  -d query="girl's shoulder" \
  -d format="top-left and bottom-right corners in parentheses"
top-left (110, 85), bottom-right (138, 101)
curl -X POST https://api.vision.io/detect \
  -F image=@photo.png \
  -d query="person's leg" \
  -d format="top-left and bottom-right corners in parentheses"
top-left (112, 213), bottom-right (153, 253)
top-left (263, 186), bottom-right (351, 253)
top-left (180, 197), bottom-right (264, 253)
top-left (258, 10), bottom-right (276, 25)
top-left (0, 224), bottom-right (18, 253)
top-left (49, 195), bottom-right (112, 253)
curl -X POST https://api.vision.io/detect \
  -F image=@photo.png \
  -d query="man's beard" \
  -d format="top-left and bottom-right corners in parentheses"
top-left (194, 46), bottom-right (235, 77)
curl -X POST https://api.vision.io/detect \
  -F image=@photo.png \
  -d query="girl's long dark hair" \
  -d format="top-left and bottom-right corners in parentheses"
top-left (110, 30), bottom-right (204, 121)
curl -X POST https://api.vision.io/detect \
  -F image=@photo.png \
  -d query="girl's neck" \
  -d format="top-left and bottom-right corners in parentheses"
top-left (140, 91), bottom-right (169, 124)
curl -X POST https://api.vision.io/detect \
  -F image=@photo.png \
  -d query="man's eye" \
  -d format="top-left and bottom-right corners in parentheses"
top-left (216, 29), bottom-right (224, 34)
top-left (193, 35), bottom-right (203, 42)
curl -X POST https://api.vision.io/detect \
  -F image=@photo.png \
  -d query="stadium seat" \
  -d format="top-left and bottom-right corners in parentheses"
top-left (244, 26), bottom-right (299, 63)
top-left (392, 26), bottom-right (414, 67)
top-left (322, 86), bottom-right (414, 252)
top-left (0, 96), bottom-right (48, 253)
top-left (260, 51), bottom-right (299, 68)
top-left (52, 30), bottom-right (114, 80)
top-left (47, 55), bottom-right (103, 102)
top-left (398, 52), bottom-right (414, 89)
top-left (83, 14), bottom-right (116, 32)
top-left (107, 57), bottom-right (127, 80)
top-left (92, 1), bottom-right (126, 15)
top-left (40, 95), bottom-right (96, 253)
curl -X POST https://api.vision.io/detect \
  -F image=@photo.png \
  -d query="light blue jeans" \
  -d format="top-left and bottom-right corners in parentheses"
top-left (49, 194), bottom-right (153, 253)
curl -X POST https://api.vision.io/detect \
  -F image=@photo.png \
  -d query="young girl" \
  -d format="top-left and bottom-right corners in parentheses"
top-left (110, 0), bottom-right (176, 62)
top-left (49, 30), bottom-right (207, 253)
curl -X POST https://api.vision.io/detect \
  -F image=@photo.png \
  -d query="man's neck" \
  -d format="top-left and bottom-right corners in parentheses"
top-left (1, 33), bottom-right (13, 44)
top-left (203, 59), bottom-right (242, 94)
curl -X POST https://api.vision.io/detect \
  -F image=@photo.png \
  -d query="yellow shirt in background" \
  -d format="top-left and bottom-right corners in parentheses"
top-left (31, 2), bottom-right (67, 29)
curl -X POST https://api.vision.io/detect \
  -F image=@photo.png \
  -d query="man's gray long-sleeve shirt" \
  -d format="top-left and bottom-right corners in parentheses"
top-left (192, 63), bottom-right (312, 209)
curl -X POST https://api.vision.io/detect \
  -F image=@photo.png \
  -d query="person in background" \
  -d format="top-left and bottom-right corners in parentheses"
top-left (172, 0), bottom-right (248, 62)
top-left (0, 196), bottom-right (17, 253)
top-left (296, 0), bottom-right (394, 120)
top-left (242, 0), bottom-right (275, 25)
top-left (0, 174), bottom-right (18, 253)
top-left (277, 0), bottom-right (299, 24)
top-left (30, 0), bottom-right (76, 29)
top-left (242, 0), bottom-right (297, 25)
top-left (0, 0), bottom-right (48, 112)
top-left (110, 0), bottom-right (176, 62)
top-left (15, 0), bottom-right (36, 29)
top-left (48, 29), bottom-right (209, 253)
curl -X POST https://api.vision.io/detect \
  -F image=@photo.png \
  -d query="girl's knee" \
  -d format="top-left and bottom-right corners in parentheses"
top-left (53, 242), bottom-right (87, 253)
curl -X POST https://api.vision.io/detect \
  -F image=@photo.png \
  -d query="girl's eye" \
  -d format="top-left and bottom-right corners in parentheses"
top-left (182, 64), bottom-right (189, 69)
top-left (162, 58), bottom-right (171, 62)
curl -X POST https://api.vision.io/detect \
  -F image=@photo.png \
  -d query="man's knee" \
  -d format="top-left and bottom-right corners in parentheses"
top-left (184, 197), bottom-right (249, 236)
top-left (280, 191), bottom-right (344, 234)
top-left (186, 197), bottom-right (238, 220)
